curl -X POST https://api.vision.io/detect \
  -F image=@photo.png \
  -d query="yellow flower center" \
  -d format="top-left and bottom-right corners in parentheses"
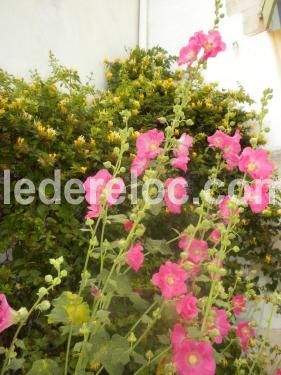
top-left (187, 354), bottom-right (200, 366)
top-left (166, 276), bottom-right (175, 285)
top-left (204, 42), bottom-right (213, 50)
top-left (150, 143), bottom-right (157, 151)
top-left (247, 162), bottom-right (256, 172)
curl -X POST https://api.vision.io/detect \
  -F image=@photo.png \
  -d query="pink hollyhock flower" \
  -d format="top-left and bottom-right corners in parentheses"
top-left (218, 195), bottom-right (238, 223)
top-left (202, 30), bottom-right (226, 61)
top-left (172, 133), bottom-right (193, 172)
top-left (170, 323), bottom-right (187, 349)
top-left (275, 370), bottom-right (281, 375)
top-left (151, 261), bottom-right (188, 299)
top-left (171, 155), bottom-right (190, 172)
top-left (123, 219), bottom-right (133, 232)
top-left (209, 229), bottom-right (221, 244)
top-left (127, 242), bottom-right (144, 272)
top-left (136, 129), bottom-right (164, 160)
top-left (178, 235), bottom-right (209, 264)
top-left (225, 152), bottom-right (240, 171)
top-left (0, 294), bottom-right (16, 333)
top-left (178, 32), bottom-right (205, 66)
top-left (236, 321), bottom-right (255, 351)
top-left (208, 130), bottom-right (241, 170)
top-left (211, 308), bottom-right (231, 344)
top-left (131, 156), bottom-right (149, 177)
top-left (176, 293), bottom-right (199, 321)
top-left (173, 339), bottom-right (216, 375)
top-left (84, 169), bottom-right (125, 218)
top-left (232, 294), bottom-right (246, 315)
top-left (244, 180), bottom-right (271, 213)
top-left (164, 177), bottom-right (188, 214)
top-left (239, 147), bottom-right (275, 179)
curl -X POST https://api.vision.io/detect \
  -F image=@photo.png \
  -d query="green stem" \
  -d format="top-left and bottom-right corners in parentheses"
top-left (133, 346), bottom-right (171, 375)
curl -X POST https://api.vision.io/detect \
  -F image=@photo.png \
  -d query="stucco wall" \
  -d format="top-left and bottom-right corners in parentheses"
top-left (0, 0), bottom-right (139, 88)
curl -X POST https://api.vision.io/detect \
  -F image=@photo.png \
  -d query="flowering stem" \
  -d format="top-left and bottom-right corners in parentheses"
top-left (1, 286), bottom-right (54, 375)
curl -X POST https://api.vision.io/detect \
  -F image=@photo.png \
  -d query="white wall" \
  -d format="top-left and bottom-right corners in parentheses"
top-left (0, 0), bottom-right (139, 88)
top-left (148, 0), bottom-right (281, 151)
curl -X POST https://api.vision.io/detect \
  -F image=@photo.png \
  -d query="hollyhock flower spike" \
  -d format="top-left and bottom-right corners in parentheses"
top-left (136, 129), bottom-right (164, 160)
top-left (211, 307), bottom-right (231, 344)
top-left (173, 339), bottom-right (216, 375)
top-left (236, 321), bottom-right (255, 351)
top-left (127, 242), bottom-right (144, 272)
top-left (202, 30), bottom-right (226, 61)
top-left (0, 294), bottom-right (17, 333)
top-left (151, 261), bottom-right (188, 299)
top-left (209, 229), bottom-right (221, 244)
top-left (84, 169), bottom-right (125, 218)
top-left (232, 294), bottom-right (246, 315)
top-left (218, 195), bottom-right (238, 223)
top-left (176, 293), bottom-right (199, 321)
top-left (178, 235), bottom-right (209, 264)
top-left (164, 177), bottom-right (188, 214)
top-left (123, 219), bottom-right (133, 232)
top-left (172, 133), bottom-right (193, 172)
top-left (239, 147), bottom-right (275, 179)
top-left (244, 180), bottom-right (271, 213)
top-left (178, 32), bottom-right (205, 66)
top-left (170, 323), bottom-right (187, 350)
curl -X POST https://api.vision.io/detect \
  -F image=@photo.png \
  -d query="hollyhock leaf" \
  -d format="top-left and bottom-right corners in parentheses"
top-left (145, 238), bottom-right (172, 255)
top-left (157, 334), bottom-right (170, 345)
top-left (48, 292), bottom-right (90, 328)
top-left (149, 201), bottom-right (164, 216)
top-left (132, 352), bottom-right (148, 366)
top-left (9, 358), bottom-right (25, 371)
top-left (27, 359), bottom-right (62, 375)
top-left (96, 310), bottom-right (111, 324)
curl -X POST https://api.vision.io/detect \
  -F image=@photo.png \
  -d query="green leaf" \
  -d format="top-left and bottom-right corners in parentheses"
top-left (27, 359), bottom-right (62, 375)
top-left (48, 292), bottom-right (90, 328)
top-left (145, 238), bottom-right (172, 255)
top-left (9, 358), bottom-right (25, 371)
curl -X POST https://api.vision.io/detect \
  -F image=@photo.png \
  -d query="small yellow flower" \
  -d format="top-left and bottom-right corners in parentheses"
top-left (174, 129), bottom-right (180, 136)
top-left (90, 361), bottom-right (101, 371)
top-left (105, 71), bottom-right (113, 80)
top-left (16, 137), bottom-right (25, 146)
top-left (131, 109), bottom-right (139, 116)
top-left (107, 120), bottom-right (113, 128)
top-left (265, 255), bottom-right (271, 264)
top-left (74, 136), bottom-right (86, 147)
top-left (133, 100), bottom-right (140, 109)
top-left (79, 166), bottom-right (87, 174)
top-left (107, 131), bottom-right (121, 144)
top-left (130, 131), bottom-right (140, 141)
top-left (139, 94), bottom-right (144, 100)
top-left (0, 108), bottom-right (5, 116)
top-left (90, 138), bottom-right (96, 147)
top-left (192, 152), bottom-right (197, 158)
top-left (113, 96), bottom-right (121, 105)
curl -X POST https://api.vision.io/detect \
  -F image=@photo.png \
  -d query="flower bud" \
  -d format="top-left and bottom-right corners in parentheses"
top-left (37, 300), bottom-right (51, 312)
top-left (45, 275), bottom-right (53, 283)
top-left (38, 287), bottom-right (48, 298)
